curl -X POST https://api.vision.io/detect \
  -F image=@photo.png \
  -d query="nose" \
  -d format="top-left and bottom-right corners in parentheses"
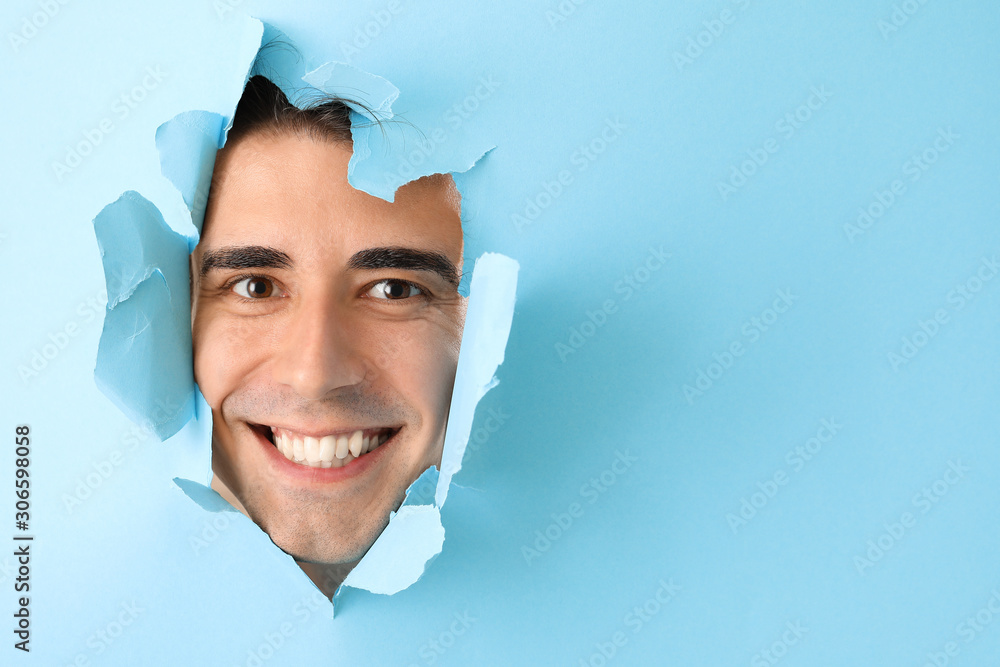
top-left (271, 299), bottom-right (367, 400)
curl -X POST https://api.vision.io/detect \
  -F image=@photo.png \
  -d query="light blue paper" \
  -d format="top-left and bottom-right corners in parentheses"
top-left (436, 253), bottom-right (520, 507)
top-left (154, 110), bottom-right (227, 236)
top-left (300, 58), bottom-right (495, 201)
top-left (338, 504), bottom-right (446, 596)
top-left (173, 476), bottom-right (239, 513)
top-left (92, 191), bottom-right (195, 439)
top-left (9, 1), bottom-right (1000, 664)
top-left (301, 60), bottom-right (399, 193)
top-left (301, 60), bottom-right (400, 118)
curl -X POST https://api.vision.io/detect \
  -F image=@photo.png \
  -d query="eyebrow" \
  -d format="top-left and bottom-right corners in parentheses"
top-left (199, 245), bottom-right (460, 287)
top-left (348, 247), bottom-right (460, 288)
top-left (200, 246), bottom-right (292, 277)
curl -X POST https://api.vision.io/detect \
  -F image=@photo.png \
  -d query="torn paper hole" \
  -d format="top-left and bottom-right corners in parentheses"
top-left (93, 17), bottom-right (519, 604)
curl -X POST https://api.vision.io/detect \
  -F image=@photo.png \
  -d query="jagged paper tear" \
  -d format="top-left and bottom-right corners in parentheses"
top-left (92, 191), bottom-right (195, 439)
top-left (337, 253), bottom-right (519, 596)
top-left (299, 56), bottom-right (494, 202)
top-left (154, 110), bottom-right (227, 236)
top-left (435, 253), bottom-right (519, 505)
top-left (92, 17), bottom-right (518, 600)
top-left (169, 253), bottom-right (518, 599)
top-left (337, 504), bottom-right (445, 597)
top-left (91, 15), bottom-right (262, 439)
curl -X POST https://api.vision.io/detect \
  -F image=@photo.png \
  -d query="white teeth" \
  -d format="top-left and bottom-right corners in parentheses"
top-left (319, 435), bottom-right (336, 463)
top-left (269, 427), bottom-right (394, 468)
top-left (335, 434), bottom-right (350, 459)
top-left (304, 436), bottom-right (321, 463)
top-left (348, 430), bottom-right (364, 457)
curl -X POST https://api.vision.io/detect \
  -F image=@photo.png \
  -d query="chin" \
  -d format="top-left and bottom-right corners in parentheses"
top-left (262, 509), bottom-right (390, 565)
top-left (210, 410), bottom-right (446, 566)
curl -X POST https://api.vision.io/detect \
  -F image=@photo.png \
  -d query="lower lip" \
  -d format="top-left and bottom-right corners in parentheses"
top-left (251, 426), bottom-right (397, 485)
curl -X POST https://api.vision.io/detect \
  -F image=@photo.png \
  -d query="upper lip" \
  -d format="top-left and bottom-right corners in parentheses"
top-left (249, 422), bottom-right (400, 440)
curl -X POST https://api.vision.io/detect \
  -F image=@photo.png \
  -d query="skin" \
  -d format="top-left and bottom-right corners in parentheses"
top-left (190, 131), bottom-right (465, 598)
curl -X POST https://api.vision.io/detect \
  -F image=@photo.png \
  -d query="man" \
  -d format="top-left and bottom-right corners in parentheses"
top-left (189, 76), bottom-right (467, 598)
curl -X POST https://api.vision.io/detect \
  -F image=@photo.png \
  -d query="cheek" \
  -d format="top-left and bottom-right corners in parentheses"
top-left (367, 317), bottom-right (461, 425)
top-left (192, 307), bottom-right (271, 410)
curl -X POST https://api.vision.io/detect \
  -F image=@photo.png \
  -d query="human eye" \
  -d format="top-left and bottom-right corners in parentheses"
top-left (225, 275), bottom-right (277, 300)
top-left (365, 279), bottom-right (426, 301)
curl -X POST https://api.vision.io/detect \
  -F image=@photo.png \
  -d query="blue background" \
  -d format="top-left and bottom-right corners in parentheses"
top-left (2, 0), bottom-right (999, 664)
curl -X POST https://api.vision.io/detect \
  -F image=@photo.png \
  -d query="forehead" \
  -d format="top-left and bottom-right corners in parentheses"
top-left (200, 132), bottom-right (462, 257)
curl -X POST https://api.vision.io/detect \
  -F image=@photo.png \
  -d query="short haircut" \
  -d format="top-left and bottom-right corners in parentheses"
top-left (226, 74), bottom-right (361, 146)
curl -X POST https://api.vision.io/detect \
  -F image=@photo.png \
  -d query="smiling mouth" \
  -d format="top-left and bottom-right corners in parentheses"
top-left (251, 424), bottom-right (399, 469)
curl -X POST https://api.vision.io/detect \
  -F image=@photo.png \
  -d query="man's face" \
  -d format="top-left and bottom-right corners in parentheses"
top-left (190, 131), bottom-right (465, 565)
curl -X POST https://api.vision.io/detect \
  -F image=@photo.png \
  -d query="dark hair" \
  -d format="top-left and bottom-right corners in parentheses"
top-left (225, 74), bottom-right (375, 146)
